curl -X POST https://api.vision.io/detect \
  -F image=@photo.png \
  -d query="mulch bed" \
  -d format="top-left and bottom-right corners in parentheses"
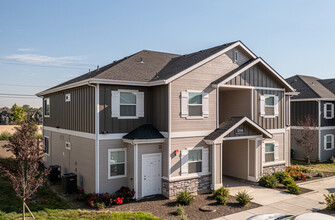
top-left (273, 184), bottom-right (313, 195)
top-left (106, 194), bottom-right (260, 220)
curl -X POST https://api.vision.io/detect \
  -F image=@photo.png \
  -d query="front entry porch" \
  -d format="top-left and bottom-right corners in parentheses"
top-left (204, 116), bottom-right (272, 190)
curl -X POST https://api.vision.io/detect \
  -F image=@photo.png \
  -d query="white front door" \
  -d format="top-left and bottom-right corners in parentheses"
top-left (142, 153), bottom-right (162, 197)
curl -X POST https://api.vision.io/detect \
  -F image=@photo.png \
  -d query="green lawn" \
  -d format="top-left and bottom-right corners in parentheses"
top-left (291, 160), bottom-right (335, 173)
top-left (0, 176), bottom-right (159, 220)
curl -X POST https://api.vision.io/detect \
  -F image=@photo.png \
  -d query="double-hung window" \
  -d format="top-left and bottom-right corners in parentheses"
top-left (260, 94), bottom-right (278, 117)
top-left (324, 134), bottom-right (334, 150)
top-left (188, 92), bottom-right (202, 117)
top-left (43, 98), bottom-right (50, 117)
top-left (324, 103), bottom-right (334, 119)
top-left (44, 136), bottom-right (50, 155)
top-left (120, 92), bottom-right (136, 117)
top-left (108, 149), bottom-right (126, 179)
top-left (188, 149), bottom-right (202, 173)
top-left (265, 143), bottom-right (275, 163)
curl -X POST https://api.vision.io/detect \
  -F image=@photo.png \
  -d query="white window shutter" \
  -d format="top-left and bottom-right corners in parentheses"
top-left (274, 142), bottom-right (279, 161)
top-left (202, 148), bottom-right (209, 173)
top-left (324, 104), bottom-right (327, 119)
top-left (111, 91), bottom-right (120, 117)
top-left (180, 150), bottom-right (189, 175)
top-left (137, 92), bottom-right (144, 117)
top-left (324, 135), bottom-right (327, 150)
top-left (181, 91), bottom-right (188, 117)
top-left (260, 95), bottom-right (265, 117)
top-left (274, 96), bottom-right (279, 116)
top-left (331, 104), bottom-right (334, 119)
top-left (262, 144), bottom-right (265, 164)
top-left (202, 92), bottom-right (209, 118)
top-left (332, 135), bottom-right (335, 150)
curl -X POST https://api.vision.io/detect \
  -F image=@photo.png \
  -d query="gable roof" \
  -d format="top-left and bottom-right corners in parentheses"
top-left (204, 116), bottom-right (272, 144)
top-left (37, 41), bottom-right (272, 96)
top-left (319, 78), bottom-right (335, 95)
top-left (286, 75), bottom-right (335, 99)
top-left (212, 58), bottom-right (295, 92)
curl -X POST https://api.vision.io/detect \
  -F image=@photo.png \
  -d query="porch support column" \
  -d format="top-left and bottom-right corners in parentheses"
top-left (134, 143), bottom-right (138, 200)
top-left (211, 143), bottom-right (216, 190)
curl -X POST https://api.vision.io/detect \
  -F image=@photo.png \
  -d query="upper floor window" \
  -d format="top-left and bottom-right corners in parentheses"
top-left (111, 90), bottom-right (144, 119)
top-left (324, 134), bottom-right (334, 151)
top-left (324, 103), bottom-right (334, 119)
top-left (260, 94), bottom-right (279, 118)
top-left (65, 93), bottom-right (71, 102)
top-left (43, 98), bottom-right (50, 117)
top-left (108, 148), bottom-right (126, 179)
top-left (44, 136), bottom-right (50, 155)
top-left (234, 50), bottom-right (238, 63)
top-left (181, 90), bottom-right (209, 119)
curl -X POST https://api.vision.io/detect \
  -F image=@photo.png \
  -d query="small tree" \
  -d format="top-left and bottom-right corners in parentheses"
top-left (11, 104), bottom-right (25, 124)
top-left (0, 119), bottom-right (49, 219)
top-left (295, 114), bottom-right (318, 165)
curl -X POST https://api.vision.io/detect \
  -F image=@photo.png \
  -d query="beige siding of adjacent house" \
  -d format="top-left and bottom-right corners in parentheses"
top-left (43, 130), bottom-right (95, 193)
top-left (170, 137), bottom-right (211, 177)
top-left (170, 47), bottom-right (253, 132)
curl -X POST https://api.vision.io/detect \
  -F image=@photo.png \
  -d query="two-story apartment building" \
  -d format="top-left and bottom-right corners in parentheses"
top-left (286, 75), bottom-right (335, 162)
top-left (37, 41), bottom-right (295, 199)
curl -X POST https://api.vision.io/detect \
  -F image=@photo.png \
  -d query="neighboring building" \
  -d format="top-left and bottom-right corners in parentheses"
top-left (37, 41), bottom-right (295, 199)
top-left (286, 75), bottom-right (335, 162)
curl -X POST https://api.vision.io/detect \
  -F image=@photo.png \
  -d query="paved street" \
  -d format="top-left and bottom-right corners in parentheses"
top-left (214, 176), bottom-right (335, 220)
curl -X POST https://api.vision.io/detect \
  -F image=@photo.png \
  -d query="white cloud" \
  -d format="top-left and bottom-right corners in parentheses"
top-left (17, 48), bottom-right (36, 52)
top-left (2, 54), bottom-right (84, 65)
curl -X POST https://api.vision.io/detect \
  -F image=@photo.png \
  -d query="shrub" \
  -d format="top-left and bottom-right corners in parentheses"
top-left (175, 205), bottom-right (185, 216)
top-left (306, 174), bottom-right (312, 179)
top-left (236, 190), bottom-right (253, 206)
top-left (286, 183), bottom-right (301, 194)
top-left (329, 157), bottom-right (335, 164)
top-left (258, 175), bottom-right (279, 188)
top-left (180, 214), bottom-right (189, 220)
top-left (316, 172), bottom-right (324, 177)
top-left (324, 194), bottom-right (335, 210)
top-left (115, 186), bottom-right (135, 203)
top-left (213, 186), bottom-right (230, 205)
top-left (286, 165), bottom-right (310, 174)
top-left (282, 177), bottom-right (295, 186)
top-left (273, 171), bottom-right (291, 184)
top-left (0, 131), bottom-right (11, 141)
top-left (177, 191), bottom-right (195, 205)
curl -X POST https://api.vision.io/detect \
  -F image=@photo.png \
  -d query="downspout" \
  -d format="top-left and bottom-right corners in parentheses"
top-left (88, 82), bottom-right (100, 193)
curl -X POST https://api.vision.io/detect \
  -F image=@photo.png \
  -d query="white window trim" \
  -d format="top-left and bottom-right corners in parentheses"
top-left (65, 93), bottom-right (71, 102)
top-left (186, 146), bottom-right (204, 175)
top-left (44, 97), bottom-right (50, 117)
top-left (324, 103), bottom-right (334, 119)
top-left (263, 141), bottom-right (276, 164)
top-left (44, 136), bottom-right (50, 156)
top-left (188, 148), bottom-right (203, 174)
top-left (263, 94), bottom-right (276, 118)
top-left (118, 89), bottom-right (139, 119)
top-left (65, 141), bottom-right (71, 150)
top-left (108, 148), bottom-right (127, 179)
top-left (186, 90), bottom-right (204, 120)
top-left (324, 134), bottom-right (334, 151)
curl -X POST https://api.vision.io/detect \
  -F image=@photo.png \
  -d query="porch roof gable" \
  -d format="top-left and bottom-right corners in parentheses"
top-left (204, 116), bottom-right (272, 144)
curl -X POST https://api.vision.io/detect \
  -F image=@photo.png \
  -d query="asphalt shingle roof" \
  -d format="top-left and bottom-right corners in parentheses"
top-left (204, 116), bottom-right (245, 141)
top-left (286, 75), bottom-right (335, 99)
top-left (122, 124), bottom-right (164, 140)
top-left (319, 78), bottom-right (335, 95)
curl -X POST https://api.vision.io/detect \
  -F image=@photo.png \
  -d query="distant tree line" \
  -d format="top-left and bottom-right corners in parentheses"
top-left (0, 104), bottom-right (42, 125)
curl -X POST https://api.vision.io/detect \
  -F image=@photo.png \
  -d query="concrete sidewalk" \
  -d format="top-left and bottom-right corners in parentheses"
top-left (214, 176), bottom-right (335, 220)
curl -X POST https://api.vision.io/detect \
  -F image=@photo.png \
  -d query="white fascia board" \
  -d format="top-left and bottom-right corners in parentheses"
top-left (43, 126), bottom-right (95, 139)
top-left (165, 41), bottom-right (256, 84)
top-left (291, 98), bottom-right (335, 102)
top-left (122, 138), bottom-right (165, 145)
top-left (36, 79), bottom-right (89, 96)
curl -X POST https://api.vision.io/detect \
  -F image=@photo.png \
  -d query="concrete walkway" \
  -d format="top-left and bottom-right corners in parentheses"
top-left (214, 176), bottom-right (335, 220)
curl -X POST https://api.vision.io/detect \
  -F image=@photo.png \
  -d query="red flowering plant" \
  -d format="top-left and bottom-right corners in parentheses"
top-left (114, 197), bottom-right (124, 205)
top-left (115, 186), bottom-right (135, 202)
top-left (286, 165), bottom-right (310, 181)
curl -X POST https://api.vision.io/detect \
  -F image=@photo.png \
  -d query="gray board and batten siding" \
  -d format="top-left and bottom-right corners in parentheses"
top-left (291, 101), bottom-right (319, 126)
top-left (43, 85), bottom-right (95, 133)
top-left (99, 84), bottom-right (168, 134)
top-left (321, 101), bottom-right (335, 127)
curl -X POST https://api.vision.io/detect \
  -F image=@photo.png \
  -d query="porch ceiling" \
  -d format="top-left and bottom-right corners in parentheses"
top-left (204, 116), bottom-right (272, 144)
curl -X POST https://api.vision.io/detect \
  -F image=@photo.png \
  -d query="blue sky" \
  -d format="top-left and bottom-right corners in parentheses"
top-left (1, 0), bottom-right (335, 107)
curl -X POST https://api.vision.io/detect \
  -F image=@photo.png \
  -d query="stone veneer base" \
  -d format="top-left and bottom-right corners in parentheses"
top-left (162, 175), bottom-right (211, 198)
top-left (263, 164), bottom-right (286, 175)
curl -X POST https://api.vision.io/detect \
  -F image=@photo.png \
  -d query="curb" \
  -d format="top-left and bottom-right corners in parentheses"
top-left (297, 175), bottom-right (335, 186)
